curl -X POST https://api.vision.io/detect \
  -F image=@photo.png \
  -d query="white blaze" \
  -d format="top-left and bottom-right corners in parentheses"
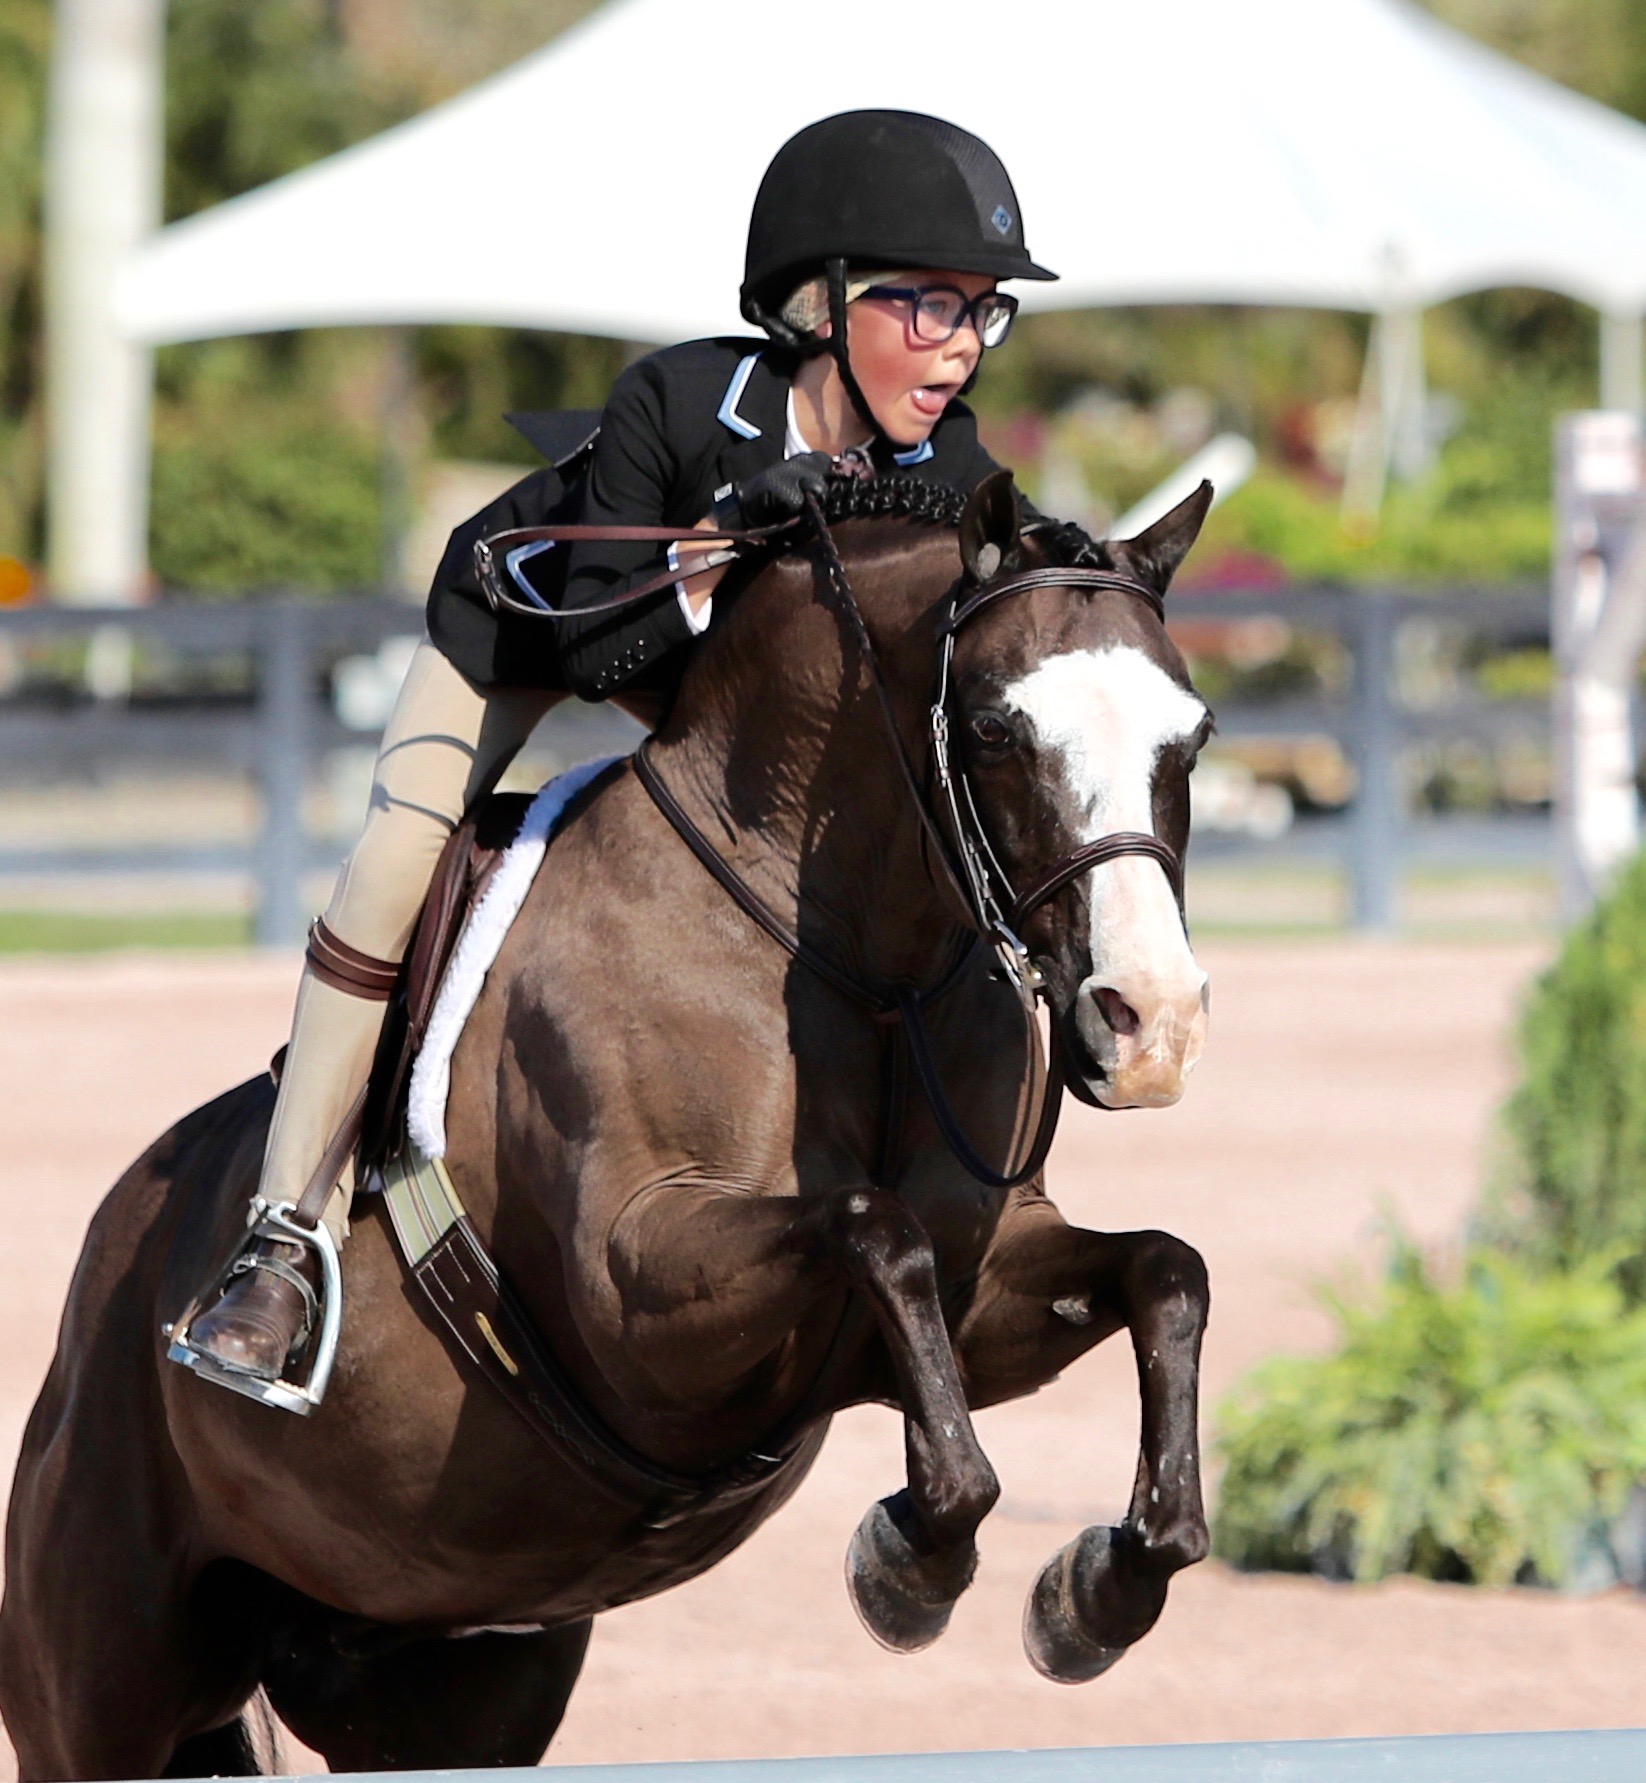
top-left (1004, 645), bottom-right (1208, 1092)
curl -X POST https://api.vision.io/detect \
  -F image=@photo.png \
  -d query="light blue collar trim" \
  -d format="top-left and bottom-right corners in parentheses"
top-left (716, 354), bottom-right (763, 440)
top-left (893, 438), bottom-right (935, 466)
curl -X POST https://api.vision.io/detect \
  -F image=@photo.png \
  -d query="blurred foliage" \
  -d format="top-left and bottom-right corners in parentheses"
top-left (1484, 849), bottom-right (1646, 1299)
top-left (1214, 1244), bottom-right (1646, 1587)
top-left (0, 0), bottom-right (47, 566)
top-left (1191, 464), bottom-right (1552, 586)
top-left (1425, 0), bottom-right (1646, 123)
top-left (1217, 835), bottom-right (1646, 1591)
top-left (2, 0), bottom-right (1646, 588)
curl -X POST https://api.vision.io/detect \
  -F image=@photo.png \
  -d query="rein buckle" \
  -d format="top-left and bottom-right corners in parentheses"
top-left (989, 923), bottom-right (1044, 996)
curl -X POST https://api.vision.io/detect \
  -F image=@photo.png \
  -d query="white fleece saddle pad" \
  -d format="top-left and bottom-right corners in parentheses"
top-left (406, 754), bottom-right (623, 1160)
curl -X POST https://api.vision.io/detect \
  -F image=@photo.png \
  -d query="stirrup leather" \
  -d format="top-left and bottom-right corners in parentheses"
top-left (165, 1199), bottom-right (343, 1417)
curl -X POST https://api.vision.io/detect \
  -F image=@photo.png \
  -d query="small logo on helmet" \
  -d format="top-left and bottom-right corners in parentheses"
top-left (990, 204), bottom-right (1013, 236)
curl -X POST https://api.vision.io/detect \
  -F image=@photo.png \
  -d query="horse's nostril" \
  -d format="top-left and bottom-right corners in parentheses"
top-left (1093, 987), bottom-right (1140, 1038)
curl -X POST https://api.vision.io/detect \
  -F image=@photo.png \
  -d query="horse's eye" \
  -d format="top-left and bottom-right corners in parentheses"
top-left (971, 712), bottom-right (1012, 750)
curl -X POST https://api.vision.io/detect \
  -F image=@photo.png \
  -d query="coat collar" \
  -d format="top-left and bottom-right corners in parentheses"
top-left (714, 346), bottom-right (941, 473)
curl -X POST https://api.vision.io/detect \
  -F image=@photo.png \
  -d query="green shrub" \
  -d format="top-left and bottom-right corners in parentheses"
top-left (1213, 1246), bottom-right (1646, 1586)
top-left (151, 417), bottom-right (382, 594)
top-left (1193, 466), bottom-right (1551, 586)
top-left (1488, 849), bottom-right (1646, 1297)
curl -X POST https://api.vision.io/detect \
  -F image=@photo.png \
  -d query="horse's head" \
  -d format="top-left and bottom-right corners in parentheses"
top-left (950, 472), bottom-right (1212, 1109)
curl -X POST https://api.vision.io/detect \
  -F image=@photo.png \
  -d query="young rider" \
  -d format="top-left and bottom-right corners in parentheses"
top-left (179, 108), bottom-right (1058, 1403)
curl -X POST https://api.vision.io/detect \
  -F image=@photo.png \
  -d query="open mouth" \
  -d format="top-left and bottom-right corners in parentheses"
top-left (908, 384), bottom-right (958, 418)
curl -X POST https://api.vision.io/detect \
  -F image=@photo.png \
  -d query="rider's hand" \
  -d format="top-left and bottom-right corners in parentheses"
top-left (727, 452), bottom-right (834, 527)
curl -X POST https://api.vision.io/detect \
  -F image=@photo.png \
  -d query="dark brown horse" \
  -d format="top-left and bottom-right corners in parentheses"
top-left (0, 472), bottom-right (1214, 1780)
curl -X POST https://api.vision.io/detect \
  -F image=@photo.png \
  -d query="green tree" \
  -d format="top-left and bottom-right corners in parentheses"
top-left (1486, 851), bottom-right (1646, 1298)
top-left (0, 0), bottom-right (48, 564)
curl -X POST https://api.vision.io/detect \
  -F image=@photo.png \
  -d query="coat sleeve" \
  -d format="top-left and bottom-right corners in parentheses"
top-left (554, 356), bottom-right (706, 702)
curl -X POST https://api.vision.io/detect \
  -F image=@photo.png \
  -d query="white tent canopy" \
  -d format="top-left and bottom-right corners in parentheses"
top-left (117, 0), bottom-right (1646, 349)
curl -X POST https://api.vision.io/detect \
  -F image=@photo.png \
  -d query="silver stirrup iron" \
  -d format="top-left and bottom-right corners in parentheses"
top-left (165, 1198), bottom-right (343, 1417)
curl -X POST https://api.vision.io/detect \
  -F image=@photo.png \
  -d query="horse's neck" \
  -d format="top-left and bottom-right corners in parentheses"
top-left (656, 544), bottom-right (962, 987)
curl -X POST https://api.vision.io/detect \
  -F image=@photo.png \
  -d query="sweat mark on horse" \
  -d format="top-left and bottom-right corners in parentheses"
top-left (0, 471), bottom-right (1215, 1779)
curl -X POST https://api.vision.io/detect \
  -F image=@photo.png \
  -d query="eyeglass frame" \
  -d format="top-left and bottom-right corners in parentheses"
top-left (857, 283), bottom-right (1020, 349)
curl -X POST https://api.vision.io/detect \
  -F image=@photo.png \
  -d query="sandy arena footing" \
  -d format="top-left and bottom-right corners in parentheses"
top-left (7, 936), bottom-right (1645, 1773)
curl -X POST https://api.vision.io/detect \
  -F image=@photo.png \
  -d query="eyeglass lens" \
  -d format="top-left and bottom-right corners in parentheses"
top-left (909, 289), bottom-right (1017, 348)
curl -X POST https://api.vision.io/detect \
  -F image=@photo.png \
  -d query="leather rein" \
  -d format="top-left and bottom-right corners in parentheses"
top-left (473, 495), bottom-right (1183, 1191)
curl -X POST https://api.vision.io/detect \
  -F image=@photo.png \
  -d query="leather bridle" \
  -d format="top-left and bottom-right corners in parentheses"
top-left (472, 492), bottom-right (1186, 1190)
top-left (929, 559), bottom-right (1185, 996)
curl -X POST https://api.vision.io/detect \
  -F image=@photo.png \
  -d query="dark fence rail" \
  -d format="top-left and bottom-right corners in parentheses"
top-left (0, 587), bottom-right (1551, 942)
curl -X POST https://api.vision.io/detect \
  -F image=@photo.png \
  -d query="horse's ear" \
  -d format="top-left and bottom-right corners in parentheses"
top-left (1107, 481), bottom-right (1213, 597)
top-left (959, 469), bottom-right (1022, 582)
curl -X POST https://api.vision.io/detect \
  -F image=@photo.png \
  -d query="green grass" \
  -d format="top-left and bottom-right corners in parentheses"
top-left (0, 910), bottom-right (252, 952)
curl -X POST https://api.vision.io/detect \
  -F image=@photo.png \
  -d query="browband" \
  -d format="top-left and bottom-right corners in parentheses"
top-left (946, 566), bottom-right (1165, 633)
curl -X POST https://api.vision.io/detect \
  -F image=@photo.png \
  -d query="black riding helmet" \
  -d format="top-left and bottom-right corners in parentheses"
top-left (741, 110), bottom-right (1057, 440)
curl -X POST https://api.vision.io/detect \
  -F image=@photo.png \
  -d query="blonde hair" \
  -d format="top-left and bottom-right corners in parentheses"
top-left (780, 269), bottom-right (911, 336)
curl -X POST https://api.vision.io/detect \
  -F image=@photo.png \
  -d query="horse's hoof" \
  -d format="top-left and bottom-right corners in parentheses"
top-left (1022, 1525), bottom-right (1133, 1684)
top-left (845, 1493), bottom-right (977, 1654)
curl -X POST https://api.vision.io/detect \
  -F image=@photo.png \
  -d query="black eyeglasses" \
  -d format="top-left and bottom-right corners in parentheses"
top-left (859, 284), bottom-right (1020, 349)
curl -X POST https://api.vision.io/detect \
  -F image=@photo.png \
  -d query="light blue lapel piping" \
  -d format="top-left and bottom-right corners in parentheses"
top-left (716, 354), bottom-right (763, 441)
top-left (893, 439), bottom-right (935, 466)
top-left (505, 538), bottom-right (557, 608)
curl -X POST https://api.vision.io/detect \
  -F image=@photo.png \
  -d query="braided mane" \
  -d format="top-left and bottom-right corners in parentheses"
top-left (815, 473), bottom-right (1107, 569)
top-left (819, 473), bottom-right (969, 530)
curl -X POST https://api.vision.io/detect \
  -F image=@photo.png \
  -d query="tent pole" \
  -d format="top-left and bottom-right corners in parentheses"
top-left (43, 0), bottom-right (164, 607)
top-left (1600, 311), bottom-right (1644, 414)
top-left (1341, 313), bottom-right (1389, 522)
top-left (1388, 308), bottom-right (1429, 483)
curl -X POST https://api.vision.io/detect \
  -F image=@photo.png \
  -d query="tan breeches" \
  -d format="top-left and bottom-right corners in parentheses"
top-left (260, 642), bottom-right (562, 1238)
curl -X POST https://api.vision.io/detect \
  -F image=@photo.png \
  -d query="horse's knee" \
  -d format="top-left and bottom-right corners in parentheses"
top-left (822, 1188), bottom-right (936, 1294)
top-left (1126, 1230), bottom-right (1208, 1328)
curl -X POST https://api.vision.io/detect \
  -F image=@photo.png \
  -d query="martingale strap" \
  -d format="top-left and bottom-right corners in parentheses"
top-left (634, 737), bottom-right (1051, 1191)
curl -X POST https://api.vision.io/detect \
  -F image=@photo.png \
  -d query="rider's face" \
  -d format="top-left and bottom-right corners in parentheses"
top-left (830, 269), bottom-right (996, 444)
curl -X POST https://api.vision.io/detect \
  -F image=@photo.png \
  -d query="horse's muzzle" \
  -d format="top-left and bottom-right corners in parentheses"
top-left (1064, 966), bottom-right (1209, 1110)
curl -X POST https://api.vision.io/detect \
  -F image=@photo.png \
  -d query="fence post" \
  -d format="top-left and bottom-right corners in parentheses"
top-left (1348, 589), bottom-right (1399, 931)
top-left (255, 601), bottom-right (310, 947)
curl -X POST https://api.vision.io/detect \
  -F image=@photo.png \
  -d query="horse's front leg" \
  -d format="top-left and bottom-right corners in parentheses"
top-left (608, 1181), bottom-right (998, 1650)
top-left (954, 1200), bottom-right (1210, 1683)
